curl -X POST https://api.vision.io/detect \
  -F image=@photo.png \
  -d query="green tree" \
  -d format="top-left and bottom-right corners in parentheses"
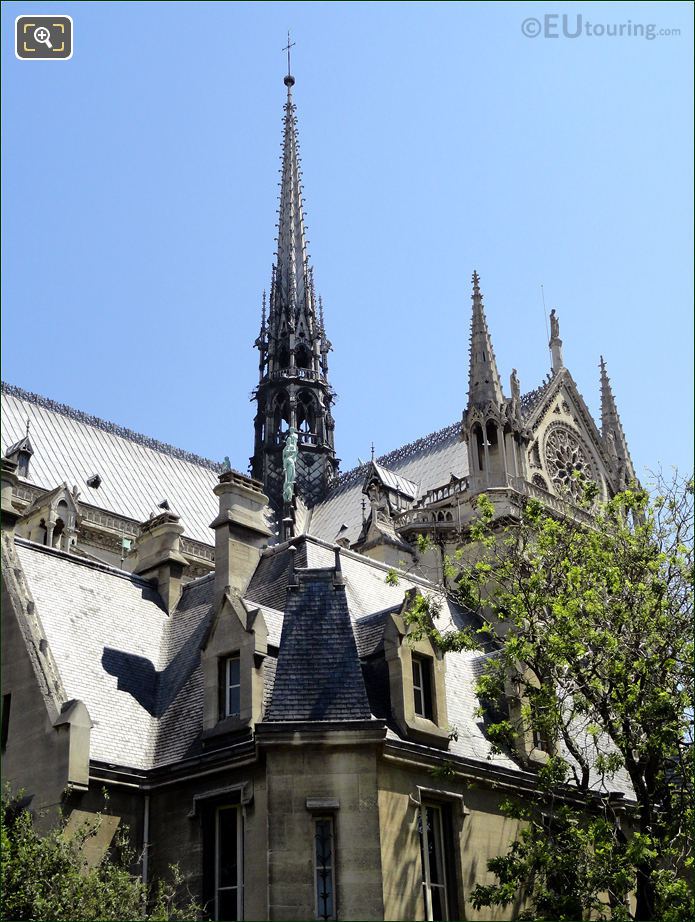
top-left (404, 474), bottom-right (694, 921)
top-left (1, 789), bottom-right (199, 921)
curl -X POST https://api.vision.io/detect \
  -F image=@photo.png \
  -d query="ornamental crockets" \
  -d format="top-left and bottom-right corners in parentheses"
top-left (250, 70), bottom-right (338, 510)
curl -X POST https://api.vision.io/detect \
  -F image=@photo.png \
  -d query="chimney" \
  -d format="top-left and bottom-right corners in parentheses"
top-left (131, 511), bottom-right (189, 614)
top-left (1, 457), bottom-right (20, 534)
top-left (210, 471), bottom-right (272, 601)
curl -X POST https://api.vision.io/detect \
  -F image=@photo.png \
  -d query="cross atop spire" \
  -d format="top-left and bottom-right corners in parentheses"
top-left (466, 271), bottom-right (505, 409)
top-left (283, 31), bottom-right (295, 83)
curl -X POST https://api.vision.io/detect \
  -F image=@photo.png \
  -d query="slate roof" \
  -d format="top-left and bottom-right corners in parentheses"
top-left (370, 461), bottom-right (419, 500)
top-left (8, 535), bottom-right (635, 796)
top-left (2, 382), bottom-right (222, 546)
top-left (309, 422), bottom-right (469, 546)
top-left (266, 568), bottom-right (372, 722)
top-left (3, 375), bottom-right (555, 555)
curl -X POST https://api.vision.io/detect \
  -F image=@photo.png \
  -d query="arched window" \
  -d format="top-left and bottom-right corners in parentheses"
top-left (296, 392), bottom-right (316, 434)
top-left (53, 500), bottom-right (69, 548)
top-left (485, 420), bottom-right (501, 473)
top-left (295, 343), bottom-right (311, 370)
top-left (472, 423), bottom-right (484, 471)
top-left (273, 392), bottom-right (291, 436)
top-left (277, 345), bottom-right (290, 370)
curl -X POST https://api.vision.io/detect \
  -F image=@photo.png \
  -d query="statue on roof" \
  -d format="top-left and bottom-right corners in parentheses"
top-left (510, 368), bottom-right (521, 403)
top-left (549, 308), bottom-right (560, 340)
top-left (282, 427), bottom-right (299, 503)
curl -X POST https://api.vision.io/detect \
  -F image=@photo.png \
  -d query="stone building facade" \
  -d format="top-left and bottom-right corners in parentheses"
top-left (1, 67), bottom-right (636, 921)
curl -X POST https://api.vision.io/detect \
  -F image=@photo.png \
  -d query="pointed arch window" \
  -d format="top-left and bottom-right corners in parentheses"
top-left (273, 392), bottom-right (291, 437)
top-left (297, 391), bottom-right (316, 435)
top-left (295, 343), bottom-right (311, 370)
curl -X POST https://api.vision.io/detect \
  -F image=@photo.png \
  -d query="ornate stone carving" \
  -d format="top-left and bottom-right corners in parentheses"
top-left (544, 426), bottom-right (595, 501)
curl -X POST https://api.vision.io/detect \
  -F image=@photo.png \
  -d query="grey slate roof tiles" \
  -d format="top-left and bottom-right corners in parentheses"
top-left (266, 567), bottom-right (372, 722)
top-left (10, 533), bottom-right (634, 795)
top-left (2, 383), bottom-right (221, 546)
top-left (308, 423), bottom-right (469, 546)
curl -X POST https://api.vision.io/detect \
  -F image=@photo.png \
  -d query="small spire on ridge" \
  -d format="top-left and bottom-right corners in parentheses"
top-left (466, 271), bottom-right (505, 410)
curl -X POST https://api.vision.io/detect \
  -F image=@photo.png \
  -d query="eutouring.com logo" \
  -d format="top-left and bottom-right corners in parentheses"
top-left (521, 14), bottom-right (681, 40)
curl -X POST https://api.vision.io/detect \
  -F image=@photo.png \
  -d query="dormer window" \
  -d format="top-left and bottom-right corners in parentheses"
top-left (412, 655), bottom-right (434, 720)
top-left (4, 429), bottom-right (34, 479)
top-left (384, 593), bottom-right (450, 749)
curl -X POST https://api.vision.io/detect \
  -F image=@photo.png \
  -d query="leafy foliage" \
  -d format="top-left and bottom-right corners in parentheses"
top-left (1, 789), bottom-right (199, 921)
top-left (402, 473), bottom-right (694, 921)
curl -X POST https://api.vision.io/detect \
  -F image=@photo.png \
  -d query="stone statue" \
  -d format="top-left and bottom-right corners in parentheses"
top-left (549, 308), bottom-right (560, 340)
top-left (282, 427), bottom-right (299, 503)
top-left (221, 456), bottom-right (232, 473)
top-left (510, 368), bottom-right (520, 403)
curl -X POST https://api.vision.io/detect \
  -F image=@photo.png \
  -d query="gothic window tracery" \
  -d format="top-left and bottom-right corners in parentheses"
top-left (544, 426), bottom-right (595, 501)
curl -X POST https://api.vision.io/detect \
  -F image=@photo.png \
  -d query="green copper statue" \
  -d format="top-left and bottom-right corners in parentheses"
top-left (282, 427), bottom-right (299, 503)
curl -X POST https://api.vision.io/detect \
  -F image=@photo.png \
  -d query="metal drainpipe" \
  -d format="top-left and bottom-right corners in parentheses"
top-left (142, 793), bottom-right (150, 889)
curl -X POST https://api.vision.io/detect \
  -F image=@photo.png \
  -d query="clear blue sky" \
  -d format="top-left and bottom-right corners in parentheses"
top-left (2, 1), bottom-right (693, 481)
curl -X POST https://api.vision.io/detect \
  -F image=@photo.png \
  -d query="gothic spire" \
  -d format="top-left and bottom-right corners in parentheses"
top-left (600, 357), bottom-right (635, 483)
top-left (250, 66), bottom-right (338, 508)
top-left (272, 70), bottom-right (314, 329)
top-left (466, 271), bottom-right (505, 409)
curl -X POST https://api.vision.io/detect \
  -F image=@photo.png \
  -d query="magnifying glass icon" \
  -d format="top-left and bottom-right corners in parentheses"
top-left (34, 26), bottom-right (53, 49)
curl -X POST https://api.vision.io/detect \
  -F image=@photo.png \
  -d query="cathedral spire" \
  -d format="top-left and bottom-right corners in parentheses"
top-left (251, 65), bottom-right (338, 510)
top-left (599, 357), bottom-right (635, 484)
top-left (466, 271), bottom-right (505, 409)
top-left (272, 68), bottom-right (314, 331)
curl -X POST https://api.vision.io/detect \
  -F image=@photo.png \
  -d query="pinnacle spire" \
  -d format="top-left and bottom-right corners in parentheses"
top-left (273, 69), bottom-right (313, 326)
top-left (599, 357), bottom-right (635, 482)
top-left (466, 271), bottom-right (505, 409)
top-left (250, 67), bottom-right (338, 508)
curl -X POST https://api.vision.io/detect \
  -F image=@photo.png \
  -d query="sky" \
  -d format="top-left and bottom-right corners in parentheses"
top-left (2, 0), bottom-right (693, 483)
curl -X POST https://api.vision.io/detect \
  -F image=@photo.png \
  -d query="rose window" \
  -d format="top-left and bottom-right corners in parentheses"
top-left (544, 427), bottom-right (594, 500)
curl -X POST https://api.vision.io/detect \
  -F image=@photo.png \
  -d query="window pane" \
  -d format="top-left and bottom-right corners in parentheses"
top-left (422, 659), bottom-right (433, 719)
top-left (420, 805), bottom-right (450, 922)
top-left (217, 887), bottom-right (238, 921)
top-left (412, 658), bottom-right (422, 689)
top-left (228, 684), bottom-right (241, 717)
top-left (431, 886), bottom-right (446, 921)
top-left (316, 874), bottom-right (334, 920)
top-left (218, 808), bottom-right (238, 889)
top-left (315, 818), bottom-right (335, 920)
top-left (427, 807), bottom-right (445, 885)
top-left (227, 656), bottom-right (240, 717)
